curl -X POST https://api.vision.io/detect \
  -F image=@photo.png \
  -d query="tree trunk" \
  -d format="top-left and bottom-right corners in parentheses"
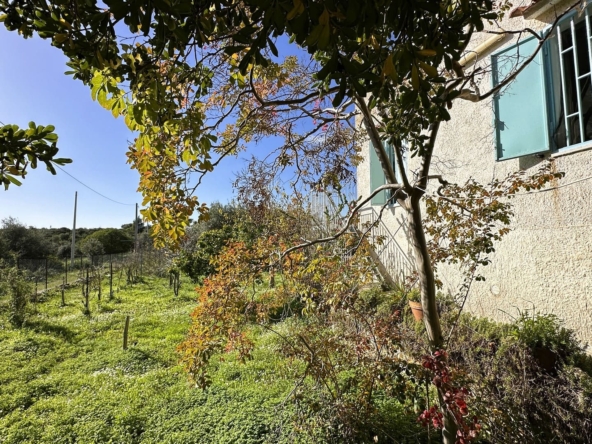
top-left (406, 196), bottom-right (457, 444)
top-left (406, 196), bottom-right (442, 348)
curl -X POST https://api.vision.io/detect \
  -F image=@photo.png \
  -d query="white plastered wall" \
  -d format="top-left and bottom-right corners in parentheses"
top-left (357, 0), bottom-right (592, 344)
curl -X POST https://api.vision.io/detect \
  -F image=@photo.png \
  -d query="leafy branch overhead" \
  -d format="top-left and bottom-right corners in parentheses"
top-left (0, 122), bottom-right (71, 190)
top-left (0, 0), bottom-right (498, 245)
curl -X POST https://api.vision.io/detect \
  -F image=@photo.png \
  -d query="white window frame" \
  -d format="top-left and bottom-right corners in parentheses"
top-left (546, 5), bottom-right (592, 154)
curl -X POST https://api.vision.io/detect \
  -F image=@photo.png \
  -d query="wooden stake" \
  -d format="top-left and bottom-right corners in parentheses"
top-left (123, 315), bottom-right (130, 350)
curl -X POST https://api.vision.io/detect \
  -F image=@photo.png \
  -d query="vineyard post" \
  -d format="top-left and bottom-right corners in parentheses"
top-left (45, 258), bottom-right (48, 291)
top-left (109, 254), bottom-right (113, 299)
top-left (123, 315), bottom-right (130, 350)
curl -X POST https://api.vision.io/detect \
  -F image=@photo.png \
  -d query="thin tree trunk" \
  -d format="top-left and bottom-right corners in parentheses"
top-left (407, 196), bottom-right (458, 444)
top-left (406, 121), bottom-right (456, 444)
top-left (406, 196), bottom-right (442, 348)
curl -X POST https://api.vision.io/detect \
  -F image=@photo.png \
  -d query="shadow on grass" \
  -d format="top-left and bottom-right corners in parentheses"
top-left (118, 347), bottom-right (168, 374)
top-left (26, 319), bottom-right (77, 342)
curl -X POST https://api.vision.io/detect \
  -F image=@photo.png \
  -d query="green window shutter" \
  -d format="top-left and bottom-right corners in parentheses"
top-left (369, 141), bottom-right (397, 205)
top-left (492, 36), bottom-right (551, 160)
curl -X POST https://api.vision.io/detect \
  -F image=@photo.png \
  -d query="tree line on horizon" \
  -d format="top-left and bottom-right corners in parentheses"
top-left (0, 216), bottom-right (147, 260)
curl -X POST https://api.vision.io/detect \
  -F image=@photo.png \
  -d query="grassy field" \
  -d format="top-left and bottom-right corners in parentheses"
top-left (0, 276), bottom-right (303, 444)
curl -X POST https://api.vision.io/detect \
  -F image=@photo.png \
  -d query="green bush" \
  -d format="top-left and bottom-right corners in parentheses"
top-left (178, 203), bottom-right (260, 281)
top-left (85, 228), bottom-right (133, 254)
top-left (510, 311), bottom-right (584, 362)
top-left (0, 262), bottom-right (32, 327)
top-left (442, 306), bottom-right (592, 443)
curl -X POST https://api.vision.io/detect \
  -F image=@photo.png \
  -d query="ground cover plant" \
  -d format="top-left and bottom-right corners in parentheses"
top-left (0, 275), bottom-right (303, 444)
top-left (0, 269), bottom-right (432, 444)
top-left (2, 253), bottom-right (592, 443)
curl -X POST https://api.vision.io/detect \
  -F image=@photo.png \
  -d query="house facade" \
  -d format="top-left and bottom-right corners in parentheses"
top-left (357, 0), bottom-right (592, 344)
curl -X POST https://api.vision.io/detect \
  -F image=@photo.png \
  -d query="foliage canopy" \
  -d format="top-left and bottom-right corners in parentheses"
top-left (1, 0), bottom-right (497, 243)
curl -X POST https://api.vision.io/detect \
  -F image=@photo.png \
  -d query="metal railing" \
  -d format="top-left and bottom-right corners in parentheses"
top-left (302, 186), bottom-right (414, 284)
top-left (357, 206), bottom-right (415, 283)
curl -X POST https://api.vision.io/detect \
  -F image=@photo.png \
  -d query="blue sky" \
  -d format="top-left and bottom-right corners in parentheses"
top-left (0, 28), bottom-right (245, 228)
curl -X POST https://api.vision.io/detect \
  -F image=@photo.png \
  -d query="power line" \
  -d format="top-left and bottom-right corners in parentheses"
top-left (55, 164), bottom-right (136, 206)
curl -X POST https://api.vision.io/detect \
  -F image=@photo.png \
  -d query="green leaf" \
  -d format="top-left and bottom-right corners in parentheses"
top-left (53, 158), bottom-right (73, 165)
top-left (332, 81), bottom-right (346, 107)
top-left (267, 37), bottom-right (278, 57)
top-left (5, 174), bottom-right (22, 186)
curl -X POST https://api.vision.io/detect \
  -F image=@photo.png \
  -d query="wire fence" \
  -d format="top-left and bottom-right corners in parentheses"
top-left (7, 249), bottom-right (171, 294)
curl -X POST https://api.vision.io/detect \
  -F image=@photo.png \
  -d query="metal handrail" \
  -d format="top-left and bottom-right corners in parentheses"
top-left (356, 206), bottom-right (415, 282)
top-left (303, 189), bottom-right (414, 283)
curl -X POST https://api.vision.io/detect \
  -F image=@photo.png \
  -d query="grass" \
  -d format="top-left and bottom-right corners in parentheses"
top-left (0, 275), bottom-right (303, 444)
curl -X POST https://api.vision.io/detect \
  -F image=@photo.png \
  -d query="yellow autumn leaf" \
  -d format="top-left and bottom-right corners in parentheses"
top-left (417, 48), bottom-right (437, 57)
top-left (418, 60), bottom-right (438, 78)
top-left (382, 53), bottom-right (397, 81)
top-left (411, 65), bottom-right (420, 90)
top-left (53, 33), bottom-right (68, 43)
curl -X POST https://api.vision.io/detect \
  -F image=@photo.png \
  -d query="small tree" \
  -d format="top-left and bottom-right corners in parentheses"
top-left (85, 229), bottom-right (133, 254)
top-left (2, 0), bottom-right (581, 441)
top-left (80, 237), bottom-right (104, 259)
top-left (0, 261), bottom-right (32, 327)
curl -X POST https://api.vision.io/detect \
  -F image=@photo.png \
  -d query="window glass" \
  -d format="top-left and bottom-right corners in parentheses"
top-left (551, 16), bottom-right (592, 148)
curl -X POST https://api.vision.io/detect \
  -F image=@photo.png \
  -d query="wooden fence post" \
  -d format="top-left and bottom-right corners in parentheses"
top-left (123, 316), bottom-right (130, 350)
top-left (109, 254), bottom-right (113, 299)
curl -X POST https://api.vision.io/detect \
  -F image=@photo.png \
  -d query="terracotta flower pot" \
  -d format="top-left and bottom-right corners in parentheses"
top-left (408, 300), bottom-right (423, 321)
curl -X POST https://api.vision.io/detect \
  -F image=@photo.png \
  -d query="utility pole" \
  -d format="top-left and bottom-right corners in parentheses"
top-left (134, 203), bottom-right (139, 253)
top-left (71, 191), bottom-right (77, 267)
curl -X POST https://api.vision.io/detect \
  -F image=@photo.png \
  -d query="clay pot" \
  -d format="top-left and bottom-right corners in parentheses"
top-left (408, 300), bottom-right (423, 321)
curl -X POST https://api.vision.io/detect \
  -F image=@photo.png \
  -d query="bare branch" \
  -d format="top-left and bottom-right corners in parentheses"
top-left (354, 94), bottom-right (399, 187)
top-left (467, 1), bottom-right (580, 102)
top-left (281, 183), bottom-right (403, 257)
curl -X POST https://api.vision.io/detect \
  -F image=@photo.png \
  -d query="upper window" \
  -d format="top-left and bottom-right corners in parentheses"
top-left (369, 141), bottom-right (407, 206)
top-left (548, 13), bottom-right (592, 148)
top-left (492, 8), bottom-right (592, 160)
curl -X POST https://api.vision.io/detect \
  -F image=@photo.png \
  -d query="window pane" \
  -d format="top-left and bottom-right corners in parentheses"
top-left (562, 50), bottom-right (578, 115)
top-left (580, 77), bottom-right (592, 141)
top-left (568, 115), bottom-right (582, 144)
top-left (575, 21), bottom-right (590, 75)
top-left (549, 15), bottom-right (592, 149)
top-left (562, 27), bottom-right (573, 49)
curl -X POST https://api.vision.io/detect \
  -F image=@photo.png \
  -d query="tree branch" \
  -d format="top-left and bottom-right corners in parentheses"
top-left (281, 183), bottom-right (403, 257)
top-left (416, 122), bottom-right (441, 193)
top-left (462, 2), bottom-right (580, 103)
top-left (354, 94), bottom-right (399, 187)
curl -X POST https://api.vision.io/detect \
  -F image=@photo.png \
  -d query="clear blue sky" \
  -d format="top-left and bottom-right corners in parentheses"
top-left (0, 28), bottom-right (246, 229)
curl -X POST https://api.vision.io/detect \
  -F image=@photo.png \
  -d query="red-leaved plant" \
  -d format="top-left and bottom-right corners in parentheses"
top-left (419, 350), bottom-right (481, 444)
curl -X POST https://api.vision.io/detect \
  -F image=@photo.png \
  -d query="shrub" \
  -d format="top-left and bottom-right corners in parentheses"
top-left (85, 229), bottom-right (133, 254)
top-left (442, 305), bottom-right (592, 443)
top-left (179, 214), bottom-right (259, 281)
top-left (0, 262), bottom-right (32, 327)
top-left (80, 237), bottom-right (105, 258)
top-left (510, 311), bottom-right (584, 363)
